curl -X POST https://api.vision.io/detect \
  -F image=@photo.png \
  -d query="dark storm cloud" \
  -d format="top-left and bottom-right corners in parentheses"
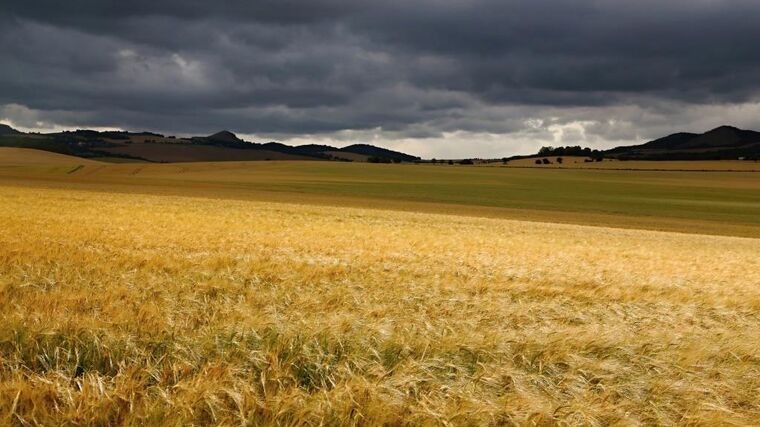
top-left (2, 0), bottom-right (760, 152)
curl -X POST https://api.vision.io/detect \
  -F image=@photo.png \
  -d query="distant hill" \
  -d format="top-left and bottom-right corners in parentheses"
top-left (636, 126), bottom-right (760, 150)
top-left (0, 127), bottom-right (421, 163)
top-left (0, 123), bottom-right (22, 136)
top-left (522, 126), bottom-right (760, 161)
top-left (189, 131), bottom-right (420, 162)
top-left (206, 130), bottom-right (243, 145)
top-left (339, 144), bottom-right (420, 162)
top-left (606, 126), bottom-right (760, 160)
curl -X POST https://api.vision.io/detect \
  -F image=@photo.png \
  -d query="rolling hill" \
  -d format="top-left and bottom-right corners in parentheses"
top-left (192, 131), bottom-right (419, 162)
top-left (0, 147), bottom-right (103, 165)
top-left (519, 125), bottom-right (760, 162)
top-left (0, 125), bottom-right (421, 163)
top-left (95, 143), bottom-right (318, 163)
top-left (0, 124), bottom-right (22, 136)
top-left (607, 125), bottom-right (760, 160)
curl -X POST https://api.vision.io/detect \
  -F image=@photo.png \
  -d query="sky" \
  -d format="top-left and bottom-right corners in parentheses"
top-left (2, 0), bottom-right (760, 158)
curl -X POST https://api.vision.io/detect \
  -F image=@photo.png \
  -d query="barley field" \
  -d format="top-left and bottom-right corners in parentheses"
top-left (2, 148), bottom-right (760, 238)
top-left (2, 184), bottom-right (760, 425)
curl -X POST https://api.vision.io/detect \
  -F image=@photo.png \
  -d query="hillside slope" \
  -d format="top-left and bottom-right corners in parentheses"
top-left (0, 147), bottom-right (103, 165)
top-left (98, 143), bottom-right (317, 162)
top-left (0, 124), bottom-right (22, 136)
top-left (339, 144), bottom-right (420, 162)
top-left (608, 126), bottom-right (760, 160)
top-left (0, 126), bottom-right (420, 163)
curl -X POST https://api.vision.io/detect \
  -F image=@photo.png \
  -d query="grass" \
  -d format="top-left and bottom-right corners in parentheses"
top-left (1, 184), bottom-right (760, 425)
top-left (1, 151), bottom-right (759, 237)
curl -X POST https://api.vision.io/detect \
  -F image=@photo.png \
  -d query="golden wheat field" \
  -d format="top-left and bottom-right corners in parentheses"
top-left (1, 184), bottom-right (760, 426)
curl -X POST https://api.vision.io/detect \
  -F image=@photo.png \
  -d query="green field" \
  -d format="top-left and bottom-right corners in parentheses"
top-left (1, 149), bottom-right (759, 237)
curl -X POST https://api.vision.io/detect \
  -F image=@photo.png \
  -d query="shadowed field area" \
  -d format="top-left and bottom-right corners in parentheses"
top-left (1, 185), bottom-right (759, 425)
top-left (0, 147), bottom-right (104, 166)
top-left (503, 156), bottom-right (760, 171)
top-left (1, 148), bottom-right (759, 237)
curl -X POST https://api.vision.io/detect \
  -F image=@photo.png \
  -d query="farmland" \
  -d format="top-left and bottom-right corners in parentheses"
top-left (502, 156), bottom-right (760, 171)
top-left (1, 149), bottom-right (760, 424)
top-left (1, 148), bottom-right (759, 237)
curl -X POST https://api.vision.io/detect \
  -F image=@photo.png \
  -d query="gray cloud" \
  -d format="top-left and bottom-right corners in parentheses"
top-left (2, 1), bottom-right (760, 156)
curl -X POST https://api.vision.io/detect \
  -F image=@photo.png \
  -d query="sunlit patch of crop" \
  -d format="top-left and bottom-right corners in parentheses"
top-left (1, 185), bottom-right (759, 425)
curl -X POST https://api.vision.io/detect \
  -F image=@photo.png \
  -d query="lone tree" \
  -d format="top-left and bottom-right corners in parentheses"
top-left (556, 157), bottom-right (563, 164)
top-left (535, 159), bottom-right (542, 165)
top-left (541, 158), bottom-right (551, 164)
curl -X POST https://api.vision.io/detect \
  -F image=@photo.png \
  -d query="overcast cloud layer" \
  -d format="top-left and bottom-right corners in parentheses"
top-left (3, 0), bottom-right (760, 157)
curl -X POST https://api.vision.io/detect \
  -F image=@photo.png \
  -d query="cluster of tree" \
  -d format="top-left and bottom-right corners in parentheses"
top-left (56, 130), bottom-right (165, 141)
top-left (429, 159), bottom-right (466, 165)
top-left (323, 154), bottom-right (353, 162)
top-left (537, 145), bottom-right (604, 160)
top-left (52, 133), bottom-right (112, 147)
top-left (367, 156), bottom-right (402, 163)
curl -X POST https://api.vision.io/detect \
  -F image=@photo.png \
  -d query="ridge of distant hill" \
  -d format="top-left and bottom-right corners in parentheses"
top-left (0, 124), bottom-right (22, 136)
top-left (520, 126), bottom-right (760, 161)
top-left (605, 126), bottom-right (760, 160)
top-left (339, 144), bottom-right (420, 162)
top-left (206, 130), bottom-right (242, 145)
top-left (185, 131), bottom-right (421, 162)
top-left (0, 125), bottom-right (421, 163)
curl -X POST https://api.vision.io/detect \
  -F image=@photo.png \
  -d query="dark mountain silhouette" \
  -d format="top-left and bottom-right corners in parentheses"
top-left (528, 126), bottom-right (760, 161)
top-left (194, 131), bottom-right (420, 162)
top-left (259, 142), bottom-right (336, 157)
top-left (606, 126), bottom-right (760, 160)
top-left (206, 130), bottom-right (243, 144)
top-left (292, 144), bottom-right (340, 156)
top-left (0, 127), bottom-right (420, 163)
top-left (339, 144), bottom-right (420, 162)
top-left (634, 126), bottom-right (760, 150)
top-left (0, 123), bottom-right (22, 135)
top-left (634, 132), bottom-right (698, 150)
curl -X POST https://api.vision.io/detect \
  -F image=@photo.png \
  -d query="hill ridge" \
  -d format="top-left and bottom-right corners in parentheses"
top-left (607, 125), bottom-right (760, 160)
top-left (0, 123), bottom-right (22, 136)
top-left (0, 127), bottom-right (421, 163)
